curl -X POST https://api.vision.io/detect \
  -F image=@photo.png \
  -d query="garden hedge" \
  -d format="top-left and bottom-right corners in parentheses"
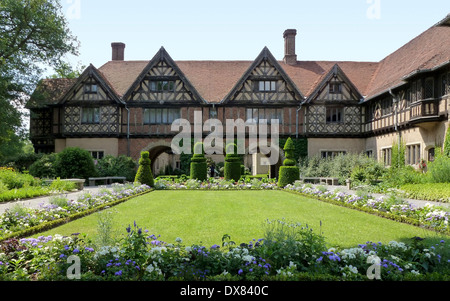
top-left (190, 143), bottom-right (207, 181)
top-left (224, 143), bottom-right (241, 182)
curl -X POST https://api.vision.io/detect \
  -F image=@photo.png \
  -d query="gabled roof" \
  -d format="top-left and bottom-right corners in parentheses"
top-left (27, 78), bottom-right (77, 109)
top-left (27, 14), bottom-right (450, 108)
top-left (221, 46), bottom-right (305, 104)
top-left (306, 64), bottom-right (364, 103)
top-left (121, 47), bottom-right (206, 104)
top-left (364, 18), bottom-right (450, 100)
top-left (58, 64), bottom-right (123, 105)
top-left (280, 61), bottom-right (379, 99)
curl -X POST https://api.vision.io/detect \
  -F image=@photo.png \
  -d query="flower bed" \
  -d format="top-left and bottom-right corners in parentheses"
top-left (0, 220), bottom-right (448, 281)
top-left (0, 183), bottom-right (152, 241)
top-left (154, 177), bottom-right (279, 190)
top-left (284, 182), bottom-right (449, 233)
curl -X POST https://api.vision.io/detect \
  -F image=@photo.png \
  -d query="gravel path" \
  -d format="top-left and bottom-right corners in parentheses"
top-left (0, 184), bottom-right (448, 215)
top-left (0, 186), bottom-right (110, 214)
top-left (310, 184), bottom-right (450, 209)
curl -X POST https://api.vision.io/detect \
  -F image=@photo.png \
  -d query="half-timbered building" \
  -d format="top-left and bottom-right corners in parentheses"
top-left (27, 15), bottom-right (450, 176)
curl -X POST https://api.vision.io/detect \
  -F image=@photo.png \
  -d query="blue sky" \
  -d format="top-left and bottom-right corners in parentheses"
top-left (58, 0), bottom-right (450, 71)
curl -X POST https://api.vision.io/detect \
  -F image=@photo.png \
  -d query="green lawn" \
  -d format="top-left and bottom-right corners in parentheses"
top-left (39, 190), bottom-right (449, 249)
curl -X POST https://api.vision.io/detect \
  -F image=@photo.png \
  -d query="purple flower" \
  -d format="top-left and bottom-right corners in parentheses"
top-left (73, 248), bottom-right (79, 254)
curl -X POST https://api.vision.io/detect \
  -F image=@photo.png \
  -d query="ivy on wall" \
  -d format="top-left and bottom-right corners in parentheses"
top-left (278, 137), bottom-right (308, 162)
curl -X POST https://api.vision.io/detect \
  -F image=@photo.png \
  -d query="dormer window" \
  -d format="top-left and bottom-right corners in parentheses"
top-left (84, 84), bottom-right (98, 94)
top-left (149, 81), bottom-right (175, 92)
top-left (258, 81), bottom-right (277, 92)
top-left (329, 82), bottom-right (342, 94)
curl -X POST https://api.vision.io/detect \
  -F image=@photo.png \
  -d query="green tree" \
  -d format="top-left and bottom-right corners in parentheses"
top-left (0, 0), bottom-right (79, 160)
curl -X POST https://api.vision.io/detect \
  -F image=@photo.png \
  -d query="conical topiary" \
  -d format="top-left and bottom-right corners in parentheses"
top-left (190, 142), bottom-right (207, 181)
top-left (224, 143), bottom-right (241, 182)
top-left (134, 151), bottom-right (154, 187)
top-left (278, 138), bottom-right (300, 188)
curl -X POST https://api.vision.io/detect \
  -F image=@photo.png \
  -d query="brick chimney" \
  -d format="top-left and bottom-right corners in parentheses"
top-left (283, 29), bottom-right (297, 65)
top-left (111, 42), bottom-right (125, 61)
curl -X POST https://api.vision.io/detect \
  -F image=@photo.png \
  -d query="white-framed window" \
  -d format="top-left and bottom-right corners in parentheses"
top-left (143, 108), bottom-right (180, 124)
top-left (321, 150), bottom-right (346, 159)
top-left (258, 81), bottom-right (277, 92)
top-left (90, 151), bottom-right (104, 160)
top-left (81, 107), bottom-right (100, 124)
top-left (406, 144), bottom-right (421, 165)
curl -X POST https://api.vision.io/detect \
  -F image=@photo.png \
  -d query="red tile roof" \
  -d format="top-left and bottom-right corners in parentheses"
top-left (365, 23), bottom-right (450, 99)
top-left (30, 14), bottom-right (450, 106)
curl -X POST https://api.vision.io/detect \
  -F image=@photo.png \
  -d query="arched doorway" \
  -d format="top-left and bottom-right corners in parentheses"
top-left (250, 144), bottom-right (284, 179)
top-left (142, 141), bottom-right (180, 176)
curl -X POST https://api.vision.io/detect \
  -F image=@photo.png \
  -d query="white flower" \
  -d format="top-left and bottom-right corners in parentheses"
top-left (242, 255), bottom-right (254, 263)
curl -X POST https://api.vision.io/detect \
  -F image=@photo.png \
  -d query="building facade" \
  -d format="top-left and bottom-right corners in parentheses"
top-left (27, 15), bottom-right (450, 176)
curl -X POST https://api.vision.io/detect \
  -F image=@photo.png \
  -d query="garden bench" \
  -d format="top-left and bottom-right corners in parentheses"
top-left (88, 177), bottom-right (127, 186)
top-left (44, 179), bottom-right (85, 190)
top-left (301, 177), bottom-right (339, 186)
top-left (319, 177), bottom-right (339, 186)
top-left (301, 177), bottom-right (321, 184)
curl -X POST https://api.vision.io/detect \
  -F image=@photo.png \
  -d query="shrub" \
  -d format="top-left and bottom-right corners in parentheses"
top-left (190, 143), bottom-right (207, 181)
top-left (54, 147), bottom-right (98, 181)
top-left (0, 168), bottom-right (38, 189)
top-left (48, 178), bottom-right (77, 192)
top-left (350, 157), bottom-right (386, 186)
top-left (400, 183), bottom-right (450, 202)
top-left (224, 143), bottom-right (241, 182)
top-left (427, 151), bottom-right (450, 183)
top-left (29, 153), bottom-right (58, 179)
top-left (391, 139), bottom-right (406, 169)
top-left (278, 138), bottom-right (299, 188)
top-left (301, 153), bottom-right (386, 185)
top-left (2, 152), bottom-right (42, 172)
top-left (96, 155), bottom-right (137, 182)
top-left (443, 126), bottom-right (450, 157)
top-left (258, 219), bottom-right (327, 270)
top-left (134, 152), bottom-right (154, 187)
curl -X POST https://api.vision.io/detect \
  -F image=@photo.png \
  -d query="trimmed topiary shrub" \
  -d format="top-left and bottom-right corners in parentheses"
top-left (54, 147), bottom-right (98, 181)
top-left (278, 138), bottom-right (300, 188)
top-left (134, 151), bottom-right (154, 187)
top-left (190, 142), bottom-right (207, 181)
top-left (224, 143), bottom-right (241, 182)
